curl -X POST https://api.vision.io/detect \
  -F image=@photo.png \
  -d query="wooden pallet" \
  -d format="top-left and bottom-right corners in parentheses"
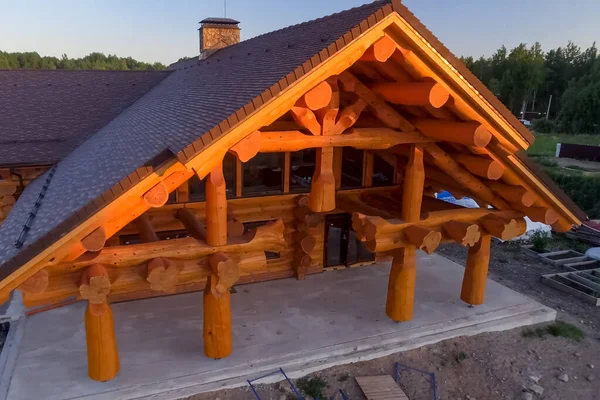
top-left (355, 375), bottom-right (409, 400)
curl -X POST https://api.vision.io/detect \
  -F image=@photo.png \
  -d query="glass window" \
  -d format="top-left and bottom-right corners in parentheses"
top-left (372, 153), bottom-right (395, 187)
top-left (243, 153), bottom-right (284, 196)
top-left (290, 149), bottom-right (316, 193)
top-left (188, 153), bottom-right (236, 201)
top-left (340, 147), bottom-right (364, 189)
top-left (243, 221), bottom-right (280, 260)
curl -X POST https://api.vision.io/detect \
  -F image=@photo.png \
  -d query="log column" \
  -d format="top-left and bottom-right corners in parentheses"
top-left (460, 234), bottom-right (492, 306)
top-left (203, 165), bottom-right (233, 359)
top-left (386, 145), bottom-right (424, 322)
top-left (80, 264), bottom-right (119, 381)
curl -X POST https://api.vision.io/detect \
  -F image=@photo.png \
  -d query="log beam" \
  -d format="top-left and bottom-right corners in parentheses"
top-left (259, 128), bottom-right (433, 152)
top-left (442, 220), bottom-right (481, 247)
top-left (309, 147), bottom-right (336, 212)
top-left (422, 143), bottom-right (510, 210)
top-left (290, 106), bottom-right (321, 135)
top-left (146, 257), bottom-right (181, 293)
top-left (134, 214), bottom-right (159, 243)
top-left (371, 81), bottom-right (450, 109)
top-left (486, 181), bottom-right (537, 207)
top-left (403, 225), bottom-right (441, 254)
top-left (143, 182), bottom-right (169, 208)
top-left (208, 252), bottom-right (240, 297)
top-left (386, 247), bottom-right (417, 322)
top-left (461, 235), bottom-right (492, 305)
top-left (81, 264), bottom-right (119, 381)
top-left (479, 215), bottom-right (527, 240)
top-left (17, 269), bottom-right (49, 295)
top-left (360, 35), bottom-right (396, 63)
top-left (413, 119), bottom-right (492, 148)
top-left (454, 154), bottom-right (505, 180)
top-left (228, 131), bottom-right (261, 162)
top-left (315, 78), bottom-right (339, 135)
top-left (296, 81), bottom-right (333, 111)
top-left (331, 98), bottom-right (367, 135)
top-left (205, 167), bottom-right (228, 246)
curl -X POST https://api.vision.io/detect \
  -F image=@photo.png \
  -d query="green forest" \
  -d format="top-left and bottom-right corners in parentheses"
top-left (0, 51), bottom-right (166, 72)
top-left (461, 41), bottom-right (599, 134)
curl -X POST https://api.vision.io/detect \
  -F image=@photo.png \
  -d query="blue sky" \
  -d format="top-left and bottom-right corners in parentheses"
top-left (1, 0), bottom-right (598, 65)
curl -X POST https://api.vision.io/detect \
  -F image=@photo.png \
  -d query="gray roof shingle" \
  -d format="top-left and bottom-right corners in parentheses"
top-left (0, 70), bottom-right (171, 167)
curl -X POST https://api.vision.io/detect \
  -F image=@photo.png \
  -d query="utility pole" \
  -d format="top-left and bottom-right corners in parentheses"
top-left (545, 94), bottom-right (553, 120)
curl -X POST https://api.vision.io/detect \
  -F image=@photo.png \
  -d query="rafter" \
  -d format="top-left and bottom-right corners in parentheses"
top-left (371, 81), bottom-right (450, 108)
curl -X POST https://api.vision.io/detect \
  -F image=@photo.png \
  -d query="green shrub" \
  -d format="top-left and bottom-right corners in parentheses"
top-left (530, 230), bottom-right (550, 251)
top-left (532, 119), bottom-right (556, 133)
top-left (297, 376), bottom-right (328, 399)
top-left (544, 170), bottom-right (600, 218)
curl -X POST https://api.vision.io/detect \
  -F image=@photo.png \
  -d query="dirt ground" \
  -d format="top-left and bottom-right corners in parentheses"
top-left (188, 240), bottom-right (600, 400)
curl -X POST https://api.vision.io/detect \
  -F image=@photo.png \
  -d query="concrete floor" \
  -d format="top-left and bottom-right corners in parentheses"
top-left (3, 252), bottom-right (555, 400)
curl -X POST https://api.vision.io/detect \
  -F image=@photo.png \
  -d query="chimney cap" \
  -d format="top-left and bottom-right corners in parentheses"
top-left (199, 17), bottom-right (240, 25)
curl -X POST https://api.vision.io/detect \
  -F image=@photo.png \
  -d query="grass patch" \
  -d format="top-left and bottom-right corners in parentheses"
top-left (338, 373), bottom-right (350, 382)
top-left (528, 133), bottom-right (600, 157)
top-left (523, 322), bottom-right (585, 341)
top-left (297, 376), bottom-right (328, 399)
top-left (455, 351), bottom-right (469, 363)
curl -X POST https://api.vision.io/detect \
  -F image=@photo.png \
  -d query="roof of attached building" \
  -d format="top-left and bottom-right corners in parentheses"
top-left (0, 69), bottom-right (170, 167)
top-left (0, 0), bottom-right (587, 281)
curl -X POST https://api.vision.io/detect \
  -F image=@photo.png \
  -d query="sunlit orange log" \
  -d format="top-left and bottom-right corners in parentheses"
top-left (80, 264), bottom-right (111, 304)
top-left (85, 301), bottom-right (119, 381)
top-left (316, 78), bottom-right (339, 135)
top-left (62, 220), bottom-right (286, 270)
top-left (552, 218), bottom-right (574, 233)
top-left (338, 71), bottom-right (415, 132)
top-left (310, 147), bottom-right (336, 212)
top-left (479, 215), bottom-right (527, 240)
top-left (205, 166), bottom-right (227, 246)
top-left (358, 208), bottom-right (524, 242)
top-left (62, 226), bottom-right (108, 262)
top-left (296, 81), bottom-right (333, 111)
top-left (461, 234), bottom-right (492, 306)
top-left (203, 274), bottom-right (232, 359)
top-left (442, 220), bottom-right (481, 247)
top-left (386, 247), bottom-right (416, 322)
top-left (259, 128), bottom-right (432, 153)
top-left (414, 119), bottom-right (492, 148)
top-left (423, 143), bottom-right (510, 210)
top-left (486, 181), bottom-right (536, 207)
top-left (517, 206), bottom-right (560, 225)
top-left (360, 35), bottom-right (396, 62)
top-left (454, 154), bottom-right (505, 180)
top-left (291, 106), bottom-right (321, 135)
top-left (402, 145), bottom-right (425, 222)
top-left (331, 98), bottom-right (368, 135)
top-left (371, 81), bottom-right (450, 109)
top-left (229, 131), bottom-right (261, 162)
top-left (143, 181), bottom-right (169, 208)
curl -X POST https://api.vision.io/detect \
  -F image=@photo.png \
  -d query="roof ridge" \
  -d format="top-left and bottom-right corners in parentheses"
top-left (194, 1), bottom-right (391, 65)
top-left (0, 69), bottom-right (171, 73)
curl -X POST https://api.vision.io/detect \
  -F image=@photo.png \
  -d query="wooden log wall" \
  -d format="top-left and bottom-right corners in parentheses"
top-left (22, 192), bottom-right (326, 308)
top-left (0, 167), bottom-right (49, 224)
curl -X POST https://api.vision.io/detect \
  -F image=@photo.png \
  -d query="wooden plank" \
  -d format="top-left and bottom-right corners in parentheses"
top-left (355, 375), bottom-right (409, 400)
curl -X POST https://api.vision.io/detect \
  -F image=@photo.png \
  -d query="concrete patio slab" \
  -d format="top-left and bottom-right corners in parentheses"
top-left (3, 253), bottom-right (555, 400)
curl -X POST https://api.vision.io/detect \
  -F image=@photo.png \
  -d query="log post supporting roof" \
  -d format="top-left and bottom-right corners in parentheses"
top-left (0, 0), bottom-right (587, 382)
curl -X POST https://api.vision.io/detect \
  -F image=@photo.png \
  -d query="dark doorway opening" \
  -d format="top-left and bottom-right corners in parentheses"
top-left (324, 213), bottom-right (374, 268)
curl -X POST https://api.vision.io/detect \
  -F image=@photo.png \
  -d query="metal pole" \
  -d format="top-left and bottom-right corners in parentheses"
top-left (546, 94), bottom-right (553, 120)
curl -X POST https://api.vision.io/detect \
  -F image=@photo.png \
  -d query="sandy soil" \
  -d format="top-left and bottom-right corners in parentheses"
top-left (187, 241), bottom-right (600, 400)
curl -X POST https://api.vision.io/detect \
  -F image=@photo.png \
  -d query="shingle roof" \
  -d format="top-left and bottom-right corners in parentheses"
top-left (0, 0), bottom-right (392, 277)
top-left (0, 70), bottom-right (170, 167)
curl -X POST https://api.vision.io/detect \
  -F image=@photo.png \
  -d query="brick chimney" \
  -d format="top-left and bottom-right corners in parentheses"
top-left (199, 18), bottom-right (241, 59)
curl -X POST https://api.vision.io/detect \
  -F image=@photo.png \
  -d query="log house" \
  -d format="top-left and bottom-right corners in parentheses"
top-left (0, 1), bottom-right (585, 382)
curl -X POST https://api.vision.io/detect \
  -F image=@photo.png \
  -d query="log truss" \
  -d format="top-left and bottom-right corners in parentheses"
top-left (2, 14), bottom-right (581, 382)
